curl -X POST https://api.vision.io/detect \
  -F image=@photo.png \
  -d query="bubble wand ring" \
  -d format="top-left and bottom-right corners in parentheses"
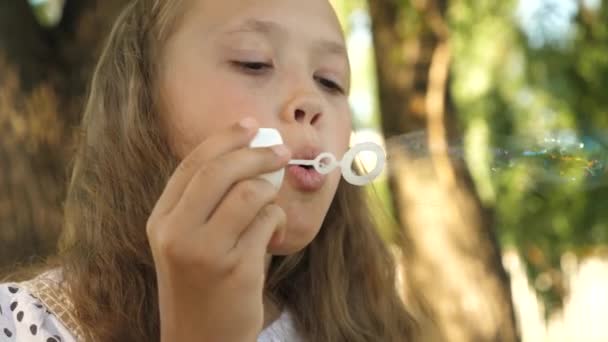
top-left (289, 142), bottom-right (386, 186)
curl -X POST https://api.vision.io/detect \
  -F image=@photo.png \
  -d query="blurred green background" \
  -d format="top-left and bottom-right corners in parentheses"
top-left (334, 0), bottom-right (607, 340)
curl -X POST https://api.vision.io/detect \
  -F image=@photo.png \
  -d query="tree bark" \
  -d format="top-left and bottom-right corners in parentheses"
top-left (367, 0), bottom-right (519, 341)
top-left (0, 0), bottom-right (125, 273)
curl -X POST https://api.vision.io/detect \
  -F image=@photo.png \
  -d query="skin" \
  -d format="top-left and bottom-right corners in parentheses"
top-left (147, 0), bottom-right (351, 340)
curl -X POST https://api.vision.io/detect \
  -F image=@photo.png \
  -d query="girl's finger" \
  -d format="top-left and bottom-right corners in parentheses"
top-left (204, 178), bottom-right (278, 252)
top-left (152, 118), bottom-right (259, 218)
top-left (235, 204), bottom-right (286, 260)
top-left (170, 145), bottom-right (290, 229)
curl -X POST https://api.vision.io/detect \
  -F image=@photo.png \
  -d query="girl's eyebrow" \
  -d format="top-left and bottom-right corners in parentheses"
top-left (224, 18), bottom-right (348, 58)
top-left (225, 19), bottom-right (280, 36)
top-left (313, 40), bottom-right (348, 59)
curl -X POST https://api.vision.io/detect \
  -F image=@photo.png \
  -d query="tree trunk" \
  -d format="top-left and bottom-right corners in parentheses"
top-left (367, 0), bottom-right (519, 341)
top-left (0, 0), bottom-right (125, 274)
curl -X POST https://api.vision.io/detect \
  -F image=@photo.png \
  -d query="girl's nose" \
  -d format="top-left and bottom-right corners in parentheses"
top-left (282, 92), bottom-right (323, 126)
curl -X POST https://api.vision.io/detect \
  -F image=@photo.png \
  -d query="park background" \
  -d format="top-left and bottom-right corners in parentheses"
top-left (1, 0), bottom-right (607, 341)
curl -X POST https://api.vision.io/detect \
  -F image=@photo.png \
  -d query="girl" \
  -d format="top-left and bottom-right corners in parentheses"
top-left (0, 0), bottom-right (417, 340)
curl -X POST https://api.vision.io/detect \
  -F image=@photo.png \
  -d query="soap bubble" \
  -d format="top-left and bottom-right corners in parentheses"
top-left (385, 130), bottom-right (608, 189)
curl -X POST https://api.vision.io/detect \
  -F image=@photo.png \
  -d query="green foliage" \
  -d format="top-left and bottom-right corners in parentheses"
top-left (450, 0), bottom-right (608, 315)
top-left (336, 0), bottom-right (607, 316)
top-left (29, 0), bottom-right (63, 27)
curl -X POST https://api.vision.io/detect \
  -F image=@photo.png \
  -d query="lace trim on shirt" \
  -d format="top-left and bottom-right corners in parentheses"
top-left (18, 270), bottom-right (91, 341)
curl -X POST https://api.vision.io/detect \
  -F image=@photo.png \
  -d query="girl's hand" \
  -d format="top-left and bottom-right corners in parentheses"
top-left (146, 118), bottom-right (291, 342)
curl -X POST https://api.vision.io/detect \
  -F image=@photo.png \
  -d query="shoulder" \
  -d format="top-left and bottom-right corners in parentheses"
top-left (0, 270), bottom-right (76, 341)
top-left (258, 310), bottom-right (305, 342)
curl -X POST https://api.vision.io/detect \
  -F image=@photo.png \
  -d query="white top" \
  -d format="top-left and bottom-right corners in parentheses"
top-left (0, 271), bottom-right (302, 341)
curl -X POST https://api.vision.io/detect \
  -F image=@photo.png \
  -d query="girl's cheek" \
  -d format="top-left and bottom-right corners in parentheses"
top-left (217, 79), bottom-right (269, 112)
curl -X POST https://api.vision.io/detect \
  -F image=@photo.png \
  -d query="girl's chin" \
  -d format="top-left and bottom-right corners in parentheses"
top-left (267, 227), bottom-right (318, 255)
top-left (267, 238), bottom-right (309, 256)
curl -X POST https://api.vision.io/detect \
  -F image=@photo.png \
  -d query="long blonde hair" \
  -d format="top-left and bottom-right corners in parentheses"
top-left (27, 1), bottom-right (416, 340)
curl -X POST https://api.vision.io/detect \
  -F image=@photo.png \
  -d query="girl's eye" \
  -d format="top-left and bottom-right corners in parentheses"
top-left (232, 61), bottom-right (273, 73)
top-left (316, 76), bottom-right (345, 95)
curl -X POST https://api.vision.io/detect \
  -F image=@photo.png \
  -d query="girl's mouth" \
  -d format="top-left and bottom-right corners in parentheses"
top-left (286, 165), bottom-right (326, 192)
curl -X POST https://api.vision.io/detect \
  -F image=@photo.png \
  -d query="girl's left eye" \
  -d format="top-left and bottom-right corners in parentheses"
top-left (316, 76), bottom-right (345, 94)
top-left (232, 61), bottom-right (273, 73)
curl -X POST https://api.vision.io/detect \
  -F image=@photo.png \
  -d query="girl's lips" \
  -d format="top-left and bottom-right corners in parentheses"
top-left (286, 165), bottom-right (326, 192)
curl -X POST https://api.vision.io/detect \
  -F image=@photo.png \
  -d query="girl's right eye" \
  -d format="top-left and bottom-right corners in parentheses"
top-left (232, 61), bottom-right (273, 74)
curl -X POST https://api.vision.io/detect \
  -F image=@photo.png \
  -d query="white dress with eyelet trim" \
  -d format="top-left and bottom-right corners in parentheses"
top-left (0, 270), bottom-right (303, 341)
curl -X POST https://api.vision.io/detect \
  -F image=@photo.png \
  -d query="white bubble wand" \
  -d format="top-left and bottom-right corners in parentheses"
top-left (250, 128), bottom-right (386, 188)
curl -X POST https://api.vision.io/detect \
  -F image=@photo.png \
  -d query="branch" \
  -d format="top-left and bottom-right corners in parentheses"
top-left (367, 0), bottom-right (428, 137)
top-left (425, 41), bottom-right (455, 187)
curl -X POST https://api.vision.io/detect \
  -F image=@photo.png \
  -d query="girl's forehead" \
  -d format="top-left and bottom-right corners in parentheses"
top-left (185, 0), bottom-right (345, 42)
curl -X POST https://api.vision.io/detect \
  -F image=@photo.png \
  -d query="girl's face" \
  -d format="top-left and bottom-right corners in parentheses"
top-left (161, 0), bottom-right (352, 255)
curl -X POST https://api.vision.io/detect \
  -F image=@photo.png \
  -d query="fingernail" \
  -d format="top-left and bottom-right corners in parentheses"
top-left (239, 117), bottom-right (257, 130)
top-left (271, 145), bottom-right (289, 157)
